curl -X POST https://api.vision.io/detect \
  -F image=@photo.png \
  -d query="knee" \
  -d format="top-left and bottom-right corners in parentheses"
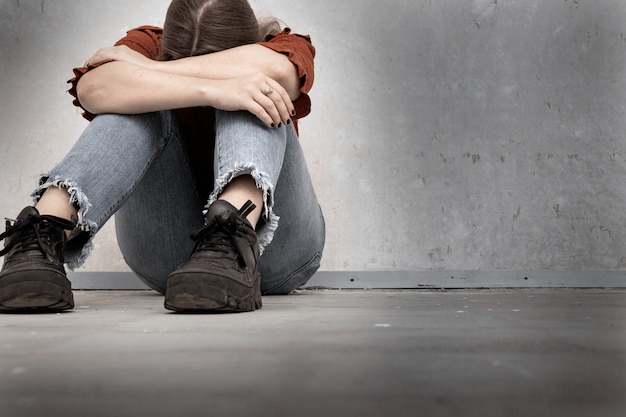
top-left (215, 109), bottom-right (256, 125)
top-left (89, 112), bottom-right (178, 144)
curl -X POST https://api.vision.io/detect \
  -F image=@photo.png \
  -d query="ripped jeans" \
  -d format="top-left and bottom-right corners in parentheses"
top-left (32, 110), bottom-right (325, 294)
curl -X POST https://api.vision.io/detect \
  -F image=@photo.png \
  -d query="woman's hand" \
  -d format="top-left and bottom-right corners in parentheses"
top-left (84, 45), bottom-right (155, 69)
top-left (210, 73), bottom-right (295, 128)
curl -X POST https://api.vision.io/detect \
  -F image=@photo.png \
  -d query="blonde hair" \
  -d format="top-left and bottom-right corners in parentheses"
top-left (160, 0), bottom-right (282, 61)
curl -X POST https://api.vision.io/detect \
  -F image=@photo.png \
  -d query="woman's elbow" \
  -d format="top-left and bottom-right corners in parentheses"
top-left (76, 71), bottom-right (112, 114)
top-left (269, 59), bottom-right (301, 101)
top-left (76, 79), bottom-right (100, 114)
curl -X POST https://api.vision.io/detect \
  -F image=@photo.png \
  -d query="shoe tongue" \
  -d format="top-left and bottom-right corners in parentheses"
top-left (206, 200), bottom-right (257, 231)
top-left (206, 200), bottom-right (239, 224)
top-left (16, 206), bottom-right (41, 222)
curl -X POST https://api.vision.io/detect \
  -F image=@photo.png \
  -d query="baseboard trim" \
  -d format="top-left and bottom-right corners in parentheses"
top-left (67, 270), bottom-right (626, 290)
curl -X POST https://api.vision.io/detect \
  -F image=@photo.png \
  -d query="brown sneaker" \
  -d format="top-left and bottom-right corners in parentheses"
top-left (0, 207), bottom-right (75, 312)
top-left (165, 200), bottom-right (261, 312)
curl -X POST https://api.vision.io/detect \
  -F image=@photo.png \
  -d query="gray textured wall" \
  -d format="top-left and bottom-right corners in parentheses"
top-left (1, 0), bottom-right (625, 277)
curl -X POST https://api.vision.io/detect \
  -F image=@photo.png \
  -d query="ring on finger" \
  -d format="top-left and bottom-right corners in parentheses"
top-left (263, 87), bottom-right (273, 95)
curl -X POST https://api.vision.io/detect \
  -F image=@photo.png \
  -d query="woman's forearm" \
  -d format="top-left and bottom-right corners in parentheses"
top-left (77, 61), bottom-right (212, 115)
top-left (76, 60), bottom-right (295, 128)
top-left (150, 44), bottom-right (301, 100)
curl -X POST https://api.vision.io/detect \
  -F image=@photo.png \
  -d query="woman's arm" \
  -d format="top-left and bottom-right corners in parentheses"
top-left (155, 45), bottom-right (301, 101)
top-left (76, 60), bottom-right (294, 128)
top-left (83, 44), bottom-right (301, 101)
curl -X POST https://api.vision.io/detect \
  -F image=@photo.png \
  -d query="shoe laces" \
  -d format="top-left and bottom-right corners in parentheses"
top-left (0, 212), bottom-right (75, 262)
top-left (191, 201), bottom-right (256, 268)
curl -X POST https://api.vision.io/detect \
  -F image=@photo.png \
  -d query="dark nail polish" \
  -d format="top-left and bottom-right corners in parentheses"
top-left (287, 119), bottom-right (291, 125)
top-left (271, 123), bottom-right (275, 128)
top-left (278, 122), bottom-right (283, 128)
top-left (291, 109), bottom-right (296, 116)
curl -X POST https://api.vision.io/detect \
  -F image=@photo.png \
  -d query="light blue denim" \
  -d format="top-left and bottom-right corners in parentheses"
top-left (32, 110), bottom-right (325, 294)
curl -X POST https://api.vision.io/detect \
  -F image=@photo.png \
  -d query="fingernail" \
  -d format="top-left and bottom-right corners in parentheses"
top-left (271, 123), bottom-right (275, 128)
top-left (287, 119), bottom-right (291, 125)
top-left (291, 109), bottom-right (296, 116)
top-left (278, 122), bottom-right (283, 128)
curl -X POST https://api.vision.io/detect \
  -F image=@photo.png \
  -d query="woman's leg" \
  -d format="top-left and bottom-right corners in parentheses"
top-left (113, 125), bottom-right (205, 294)
top-left (165, 110), bottom-right (282, 311)
top-left (32, 111), bottom-right (188, 271)
top-left (255, 121), bottom-right (326, 295)
top-left (165, 110), bottom-right (325, 313)
top-left (208, 110), bottom-right (287, 248)
top-left (0, 111), bottom-right (187, 310)
top-left (211, 110), bottom-right (325, 294)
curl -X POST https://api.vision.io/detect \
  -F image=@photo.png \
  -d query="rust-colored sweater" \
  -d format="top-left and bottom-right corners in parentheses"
top-left (68, 26), bottom-right (316, 197)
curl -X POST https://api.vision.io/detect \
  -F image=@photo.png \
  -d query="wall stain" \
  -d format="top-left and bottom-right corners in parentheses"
top-left (536, 153), bottom-right (555, 162)
top-left (428, 246), bottom-right (452, 262)
top-left (440, 154), bottom-right (455, 165)
top-left (464, 152), bottom-right (481, 164)
top-left (513, 205), bottom-right (521, 222)
top-left (564, 0), bottom-right (580, 10)
top-left (592, 225), bottom-right (612, 239)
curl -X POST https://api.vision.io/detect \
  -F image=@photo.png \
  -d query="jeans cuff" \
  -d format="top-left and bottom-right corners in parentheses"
top-left (31, 175), bottom-right (98, 270)
top-left (206, 163), bottom-right (279, 255)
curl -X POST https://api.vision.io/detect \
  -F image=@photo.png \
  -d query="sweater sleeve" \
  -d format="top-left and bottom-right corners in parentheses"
top-left (257, 29), bottom-right (316, 119)
top-left (67, 26), bottom-right (163, 121)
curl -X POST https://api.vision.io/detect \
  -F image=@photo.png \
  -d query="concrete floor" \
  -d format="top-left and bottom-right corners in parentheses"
top-left (1, 289), bottom-right (624, 417)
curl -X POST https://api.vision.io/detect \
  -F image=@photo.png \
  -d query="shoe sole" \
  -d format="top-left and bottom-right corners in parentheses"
top-left (0, 279), bottom-right (74, 312)
top-left (164, 274), bottom-right (262, 313)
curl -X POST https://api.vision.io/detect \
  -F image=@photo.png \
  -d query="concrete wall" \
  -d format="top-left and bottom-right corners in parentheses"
top-left (1, 0), bottom-right (625, 278)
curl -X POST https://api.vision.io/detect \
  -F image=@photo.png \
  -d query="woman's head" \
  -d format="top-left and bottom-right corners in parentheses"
top-left (160, 0), bottom-right (280, 60)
